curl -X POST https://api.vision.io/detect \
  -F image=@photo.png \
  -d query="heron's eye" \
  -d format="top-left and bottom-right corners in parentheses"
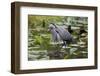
top-left (49, 27), bottom-right (53, 30)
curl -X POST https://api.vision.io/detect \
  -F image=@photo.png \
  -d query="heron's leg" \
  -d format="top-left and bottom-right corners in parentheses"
top-left (62, 41), bottom-right (65, 46)
top-left (62, 41), bottom-right (67, 48)
top-left (64, 41), bottom-right (67, 48)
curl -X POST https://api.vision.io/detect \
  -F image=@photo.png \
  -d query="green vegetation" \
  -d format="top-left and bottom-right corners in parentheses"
top-left (28, 15), bottom-right (88, 61)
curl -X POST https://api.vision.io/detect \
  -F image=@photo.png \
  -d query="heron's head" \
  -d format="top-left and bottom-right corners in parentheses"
top-left (48, 23), bottom-right (56, 32)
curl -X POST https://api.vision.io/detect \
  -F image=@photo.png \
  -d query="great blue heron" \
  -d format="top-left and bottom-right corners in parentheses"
top-left (49, 23), bottom-right (74, 47)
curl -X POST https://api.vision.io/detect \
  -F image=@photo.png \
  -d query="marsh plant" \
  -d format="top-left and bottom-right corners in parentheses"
top-left (28, 15), bottom-right (88, 61)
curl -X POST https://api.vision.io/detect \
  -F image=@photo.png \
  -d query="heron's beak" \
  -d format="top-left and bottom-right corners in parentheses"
top-left (47, 29), bottom-right (50, 32)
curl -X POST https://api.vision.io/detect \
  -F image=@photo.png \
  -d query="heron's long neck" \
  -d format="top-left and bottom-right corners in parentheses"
top-left (50, 29), bottom-right (56, 35)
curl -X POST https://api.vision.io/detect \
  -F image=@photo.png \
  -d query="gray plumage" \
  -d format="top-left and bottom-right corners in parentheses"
top-left (55, 25), bottom-right (73, 42)
top-left (49, 23), bottom-right (74, 47)
top-left (49, 24), bottom-right (61, 42)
